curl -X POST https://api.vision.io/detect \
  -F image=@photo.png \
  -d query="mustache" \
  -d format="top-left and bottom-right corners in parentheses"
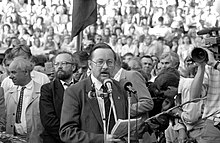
top-left (100, 71), bottom-right (109, 74)
top-left (56, 69), bottom-right (66, 74)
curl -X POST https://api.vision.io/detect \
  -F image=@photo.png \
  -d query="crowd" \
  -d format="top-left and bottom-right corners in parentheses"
top-left (0, 0), bottom-right (220, 143)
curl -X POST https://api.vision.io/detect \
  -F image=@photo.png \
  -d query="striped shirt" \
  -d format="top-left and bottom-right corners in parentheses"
top-left (202, 66), bottom-right (220, 119)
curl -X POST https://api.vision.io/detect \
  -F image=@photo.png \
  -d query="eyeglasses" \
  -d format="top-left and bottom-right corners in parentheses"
top-left (53, 61), bottom-right (74, 67)
top-left (91, 60), bottom-right (114, 67)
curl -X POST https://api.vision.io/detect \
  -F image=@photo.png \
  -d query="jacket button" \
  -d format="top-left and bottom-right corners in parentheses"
top-left (11, 125), bottom-right (13, 127)
top-left (13, 113), bottom-right (15, 115)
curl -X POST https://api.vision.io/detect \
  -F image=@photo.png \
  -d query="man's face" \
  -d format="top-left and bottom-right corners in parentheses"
top-left (88, 48), bottom-right (115, 83)
top-left (123, 55), bottom-right (133, 63)
top-left (126, 38), bottom-right (132, 45)
top-left (145, 36), bottom-right (152, 45)
top-left (9, 64), bottom-right (26, 85)
top-left (54, 53), bottom-right (76, 81)
top-left (128, 60), bottom-right (141, 71)
top-left (34, 38), bottom-right (40, 47)
top-left (95, 36), bottom-right (102, 44)
top-left (110, 35), bottom-right (117, 44)
top-left (74, 60), bottom-right (88, 81)
top-left (159, 56), bottom-right (173, 70)
top-left (141, 57), bottom-right (153, 74)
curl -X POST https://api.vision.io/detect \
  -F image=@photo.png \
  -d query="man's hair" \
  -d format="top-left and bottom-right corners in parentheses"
top-left (73, 51), bottom-right (89, 62)
top-left (10, 57), bottom-right (34, 73)
top-left (160, 51), bottom-right (180, 69)
top-left (31, 55), bottom-right (48, 67)
top-left (88, 42), bottom-right (116, 60)
top-left (123, 52), bottom-right (134, 59)
top-left (11, 44), bottom-right (32, 58)
top-left (53, 51), bottom-right (77, 64)
top-left (2, 53), bottom-right (14, 65)
top-left (140, 55), bottom-right (153, 62)
top-left (154, 67), bottom-right (180, 91)
top-left (128, 57), bottom-right (142, 70)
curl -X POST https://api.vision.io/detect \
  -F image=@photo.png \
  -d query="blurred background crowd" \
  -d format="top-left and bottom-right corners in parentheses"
top-left (0, 0), bottom-right (219, 81)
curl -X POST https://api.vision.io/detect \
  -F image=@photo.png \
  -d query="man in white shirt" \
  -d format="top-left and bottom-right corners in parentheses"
top-left (5, 57), bottom-right (43, 142)
top-left (1, 44), bottom-right (50, 94)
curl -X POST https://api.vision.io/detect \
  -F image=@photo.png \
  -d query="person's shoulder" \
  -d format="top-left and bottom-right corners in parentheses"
top-left (33, 80), bottom-right (43, 90)
top-left (124, 70), bottom-right (146, 82)
top-left (31, 70), bottom-right (50, 82)
top-left (41, 80), bottom-right (53, 89)
top-left (124, 69), bottom-right (141, 76)
top-left (69, 77), bottom-right (90, 90)
top-left (32, 70), bottom-right (47, 77)
top-left (1, 76), bottom-right (13, 86)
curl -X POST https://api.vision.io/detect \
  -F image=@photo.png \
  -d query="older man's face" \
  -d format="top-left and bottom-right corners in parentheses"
top-left (88, 48), bottom-right (115, 83)
top-left (159, 56), bottom-right (173, 71)
top-left (9, 63), bottom-right (27, 86)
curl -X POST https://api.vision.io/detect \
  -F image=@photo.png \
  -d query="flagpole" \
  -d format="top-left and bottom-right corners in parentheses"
top-left (76, 31), bottom-right (83, 51)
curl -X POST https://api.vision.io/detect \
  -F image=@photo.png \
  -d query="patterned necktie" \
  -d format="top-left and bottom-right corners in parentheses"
top-left (16, 86), bottom-right (26, 123)
top-left (102, 85), bottom-right (115, 133)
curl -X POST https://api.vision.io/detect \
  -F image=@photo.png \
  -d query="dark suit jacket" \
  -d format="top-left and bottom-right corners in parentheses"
top-left (59, 77), bottom-right (128, 143)
top-left (40, 79), bottom-right (64, 143)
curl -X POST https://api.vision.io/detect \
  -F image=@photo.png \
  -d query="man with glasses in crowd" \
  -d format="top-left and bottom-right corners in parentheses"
top-left (40, 51), bottom-right (77, 143)
top-left (59, 43), bottom-right (128, 142)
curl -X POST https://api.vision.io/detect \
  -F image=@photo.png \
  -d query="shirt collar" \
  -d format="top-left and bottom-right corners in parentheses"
top-left (17, 80), bottom-right (33, 90)
top-left (91, 74), bottom-right (103, 91)
top-left (60, 78), bottom-right (74, 86)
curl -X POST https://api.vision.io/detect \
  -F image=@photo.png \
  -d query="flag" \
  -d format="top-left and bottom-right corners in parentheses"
top-left (71, 0), bottom-right (97, 39)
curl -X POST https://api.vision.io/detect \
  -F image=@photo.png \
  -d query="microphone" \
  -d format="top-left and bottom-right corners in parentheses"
top-left (104, 79), bottom-right (113, 93)
top-left (120, 79), bottom-right (137, 94)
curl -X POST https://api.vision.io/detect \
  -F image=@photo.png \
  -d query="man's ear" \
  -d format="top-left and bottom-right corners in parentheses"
top-left (88, 60), bottom-right (92, 70)
top-left (72, 64), bottom-right (78, 73)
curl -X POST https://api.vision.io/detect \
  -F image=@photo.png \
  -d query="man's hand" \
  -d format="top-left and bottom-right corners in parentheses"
top-left (204, 48), bottom-right (217, 67)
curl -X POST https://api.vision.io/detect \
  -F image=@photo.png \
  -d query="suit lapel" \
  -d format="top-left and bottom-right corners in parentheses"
top-left (53, 79), bottom-right (64, 101)
top-left (85, 77), bottom-right (104, 130)
top-left (8, 87), bottom-right (18, 104)
top-left (111, 82), bottom-right (126, 120)
top-left (27, 82), bottom-right (40, 107)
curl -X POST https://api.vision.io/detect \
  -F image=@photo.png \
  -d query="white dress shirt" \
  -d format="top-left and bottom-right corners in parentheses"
top-left (15, 80), bottom-right (34, 135)
top-left (90, 75), bottom-right (117, 134)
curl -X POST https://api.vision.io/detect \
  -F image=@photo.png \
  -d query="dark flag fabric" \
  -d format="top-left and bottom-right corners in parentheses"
top-left (71, 0), bottom-right (97, 39)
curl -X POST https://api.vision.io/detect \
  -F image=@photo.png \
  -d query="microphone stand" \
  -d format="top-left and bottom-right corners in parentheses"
top-left (105, 91), bottom-right (113, 143)
top-left (127, 91), bottom-right (132, 143)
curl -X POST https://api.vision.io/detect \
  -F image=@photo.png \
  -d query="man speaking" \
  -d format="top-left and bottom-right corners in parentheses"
top-left (59, 43), bottom-right (128, 142)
